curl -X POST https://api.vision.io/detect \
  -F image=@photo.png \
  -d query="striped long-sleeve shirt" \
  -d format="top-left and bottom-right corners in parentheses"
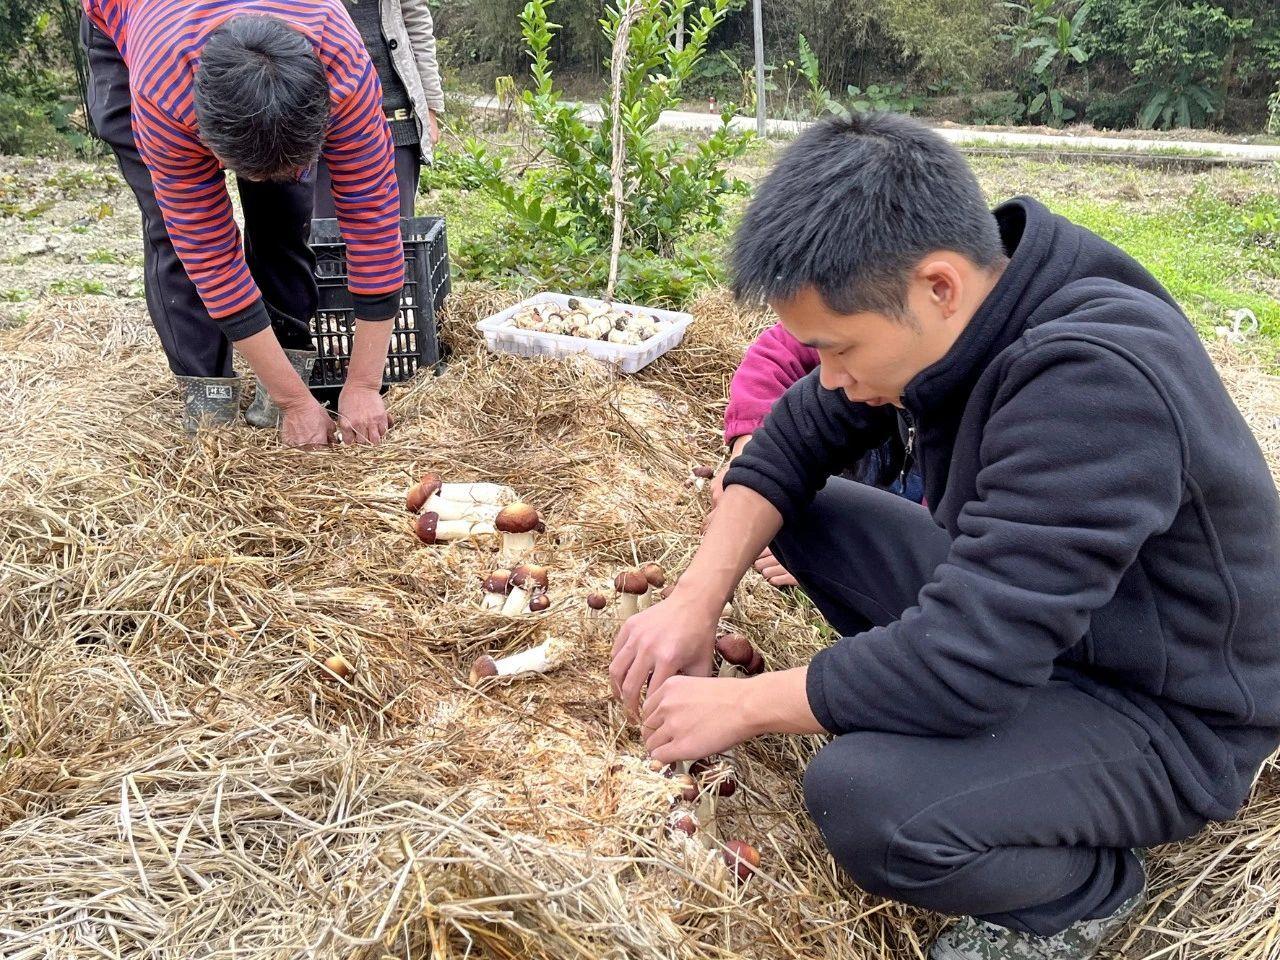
top-left (83, 0), bottom-right (404, 339)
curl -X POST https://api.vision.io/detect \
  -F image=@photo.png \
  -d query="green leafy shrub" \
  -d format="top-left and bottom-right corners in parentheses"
top-left (1086, 0), bottom-right (1263, 129)
top-left (451, 0), bottom-right (752, 306)
top-left (999, 0), bottom-right (1091, 125)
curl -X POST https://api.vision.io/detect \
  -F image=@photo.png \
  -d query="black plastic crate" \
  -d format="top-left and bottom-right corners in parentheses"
top-left (308, 215), bottom-right (450, 395)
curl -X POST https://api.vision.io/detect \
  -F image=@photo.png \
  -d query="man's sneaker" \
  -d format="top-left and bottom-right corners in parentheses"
top-left (929, 889), bottom-right (1145, 960)
top-left (175, 376), bottom-right (241, 434)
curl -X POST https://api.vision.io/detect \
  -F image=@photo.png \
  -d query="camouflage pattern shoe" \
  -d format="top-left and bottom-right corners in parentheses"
top-left (929, 889), bottom-right (1145, 960)
top-left (244, 347), bottom-right (317, 428)
top-left (175, 376), bottom-right (241, 434)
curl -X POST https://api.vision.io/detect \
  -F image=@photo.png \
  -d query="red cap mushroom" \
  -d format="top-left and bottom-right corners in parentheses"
top-left (715, 633), bottom-right (755, 668)
top-left (723, 840), bottom-right (760, 882)
top-left (469, 654), bottom-right (499, 684)
top-left (529, 593), bottom-right (551, 613)
top-left (406, 484), bottom-right (428, 513)
top-left (495, 502), bottom-right (541, 562)
top-left (615, 569), bottom-right (650, 619)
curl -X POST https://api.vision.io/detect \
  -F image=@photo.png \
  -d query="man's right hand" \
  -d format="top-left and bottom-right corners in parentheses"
top-left (610, 591), bottom-right (720, 722)
top-left (280, 396), bottom-right (337, 449)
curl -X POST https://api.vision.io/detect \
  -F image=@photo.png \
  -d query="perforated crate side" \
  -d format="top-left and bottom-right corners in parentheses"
top-left (307, 216), bottom-right (448, 391)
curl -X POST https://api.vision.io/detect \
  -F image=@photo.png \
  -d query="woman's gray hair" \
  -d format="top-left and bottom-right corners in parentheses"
top-left (194, 15), bottom-right (330, 182)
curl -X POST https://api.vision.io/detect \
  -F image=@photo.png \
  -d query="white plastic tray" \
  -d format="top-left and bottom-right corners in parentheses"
top-left (476, 292), bottom-right (694, 374)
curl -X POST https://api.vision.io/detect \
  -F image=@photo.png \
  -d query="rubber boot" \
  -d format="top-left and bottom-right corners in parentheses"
top-left (175, 376), bottom-right (241, 434)
top-left (244, 348), bottom-right (318, 428)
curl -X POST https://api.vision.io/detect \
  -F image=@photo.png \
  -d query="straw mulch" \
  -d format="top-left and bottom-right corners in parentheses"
top-left (0, 288), bottom-right (1276, 959)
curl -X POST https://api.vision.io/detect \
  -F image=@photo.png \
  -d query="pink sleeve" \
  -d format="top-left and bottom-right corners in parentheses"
top-left (724, 323), bottom-right (821, 445)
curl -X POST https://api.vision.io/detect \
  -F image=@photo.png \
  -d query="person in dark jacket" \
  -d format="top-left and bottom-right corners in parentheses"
top-left (610, 113), bottom-right (1280, 960)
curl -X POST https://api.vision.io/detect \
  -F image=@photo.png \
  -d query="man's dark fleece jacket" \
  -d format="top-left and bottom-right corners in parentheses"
top-left (724, 196), bottom-right (1280, 820)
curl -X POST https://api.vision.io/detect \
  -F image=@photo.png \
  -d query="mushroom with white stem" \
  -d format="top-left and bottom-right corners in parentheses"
top-left (495, 502), bottom-right (541, 564)
top-left (419, 473), bottom-right (516, 506)
top-left (501, 564), bottom-right (549, 616)
top-left (614, 569), bottom-right (650, 620)
top-left (414, 511), bottom-right (497, 544)
top-left (688, 465), bottom-right (715, 491)
top-left (469, 633), bottom-right (571, 683)
top-left (585, 592), bottom-right (609, 618)
top-left (426, 496), bottom-right (503, 523)
top-left (637, 563), bottom-right (666, 611)
top-left (481, 569), bottom-right (512, 611)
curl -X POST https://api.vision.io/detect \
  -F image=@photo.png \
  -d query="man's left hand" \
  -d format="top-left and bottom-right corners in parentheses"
top-left (337, 383), bottom-right (390, 445)
top-left (642, 675), bottom-right (759, 764)
top-left (427, 109), bottom-right (440, 146)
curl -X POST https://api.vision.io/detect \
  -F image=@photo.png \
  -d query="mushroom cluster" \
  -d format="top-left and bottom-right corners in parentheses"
top-left (406, 473), bottom-right (543, 563)
top-left (654, 755), bottom-right (759, 883)
top-left (612, 563), bottom-right (667, 618)
top-left (508, 297), bottom-right (665, 346)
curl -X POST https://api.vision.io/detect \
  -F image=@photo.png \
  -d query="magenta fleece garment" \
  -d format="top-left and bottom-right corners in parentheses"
top-left (724, 323), bottom-right (820, 445)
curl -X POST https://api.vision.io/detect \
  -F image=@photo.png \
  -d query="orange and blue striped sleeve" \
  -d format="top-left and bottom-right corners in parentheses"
top-left (131, 89), bottom-right (272, 339)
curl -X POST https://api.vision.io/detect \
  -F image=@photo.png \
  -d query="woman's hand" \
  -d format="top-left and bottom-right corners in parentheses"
top-left (280, 396), bottom-right (338, 449)
top-left (337, 383), bottom-right (391, 445)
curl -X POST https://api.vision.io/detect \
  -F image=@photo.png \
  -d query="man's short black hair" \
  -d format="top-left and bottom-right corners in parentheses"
top-left (732, 112), bottom-right (1004, 318)
top-left (194, 15), bottom-right (329, 182)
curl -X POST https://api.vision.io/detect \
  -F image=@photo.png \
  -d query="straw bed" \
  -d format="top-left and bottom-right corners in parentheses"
top-left (0, 287), bottom-right (1276, 959)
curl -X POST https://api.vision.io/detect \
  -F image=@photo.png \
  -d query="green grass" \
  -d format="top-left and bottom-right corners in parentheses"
top-left (49, 278), bottom-right (109, 296)
top-left (1047, 184), bottom-right (1280, 348)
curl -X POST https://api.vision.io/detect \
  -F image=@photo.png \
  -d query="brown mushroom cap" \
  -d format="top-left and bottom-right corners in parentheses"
top-left (747, 649), bottom-right (766, 675)
top-left (614, 570), bottom-right (650, 595)
top-left (510, 564), bottom-right (549, 590)
top-left (674, 774), bottom-right (698, 802)
top-left (715, 633), bottom-right (755, 668)
top-left (495, 501), bottom-right (540, 534)
top-left (723, 840), bottom-right (760, 881)
top-left (670, 811), bottom-right (698, 837)
top-left (414, 512), bottom-right (440, 544)
top-left (418, 473), bottom-right (442, 501)
top-left (641, 563), bottom-right (666, 589)
top-left (406, 484), bottom-right (428, 513)
top-left (586, 592), bottom-right (609, 611)
top-left (529, 593), bottom-right (551, 613)
top-left (469, 655), bottom-right (498, 683)
top-left (713, 769), bottom-right (738, 797)
top-left (692, 465), bottom-right (715, 479)
top-left (483, 570), bottom-right (512, 594)
top-left (322, 653), bottom-right (353, 680)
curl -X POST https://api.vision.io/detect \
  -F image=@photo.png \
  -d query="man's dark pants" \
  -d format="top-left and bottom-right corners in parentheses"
top-left (82, 17), bottom-right (317, 379)
top-left (769, 478), bottom-right (1207, 936)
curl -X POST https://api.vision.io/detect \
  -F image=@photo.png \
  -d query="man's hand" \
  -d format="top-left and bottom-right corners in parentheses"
top-left (280, 396), bottom-right (337, 449)
top-left (642, 675), bottom-right (759, 764)
top-left (427, 109), bottom-right (441, 146)
top-left (337, 383), bottom-right (390, 445)
top-left (643, 667), bottom-right (824, 764)
top-left (610, 594), bottom-right (719, 721)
